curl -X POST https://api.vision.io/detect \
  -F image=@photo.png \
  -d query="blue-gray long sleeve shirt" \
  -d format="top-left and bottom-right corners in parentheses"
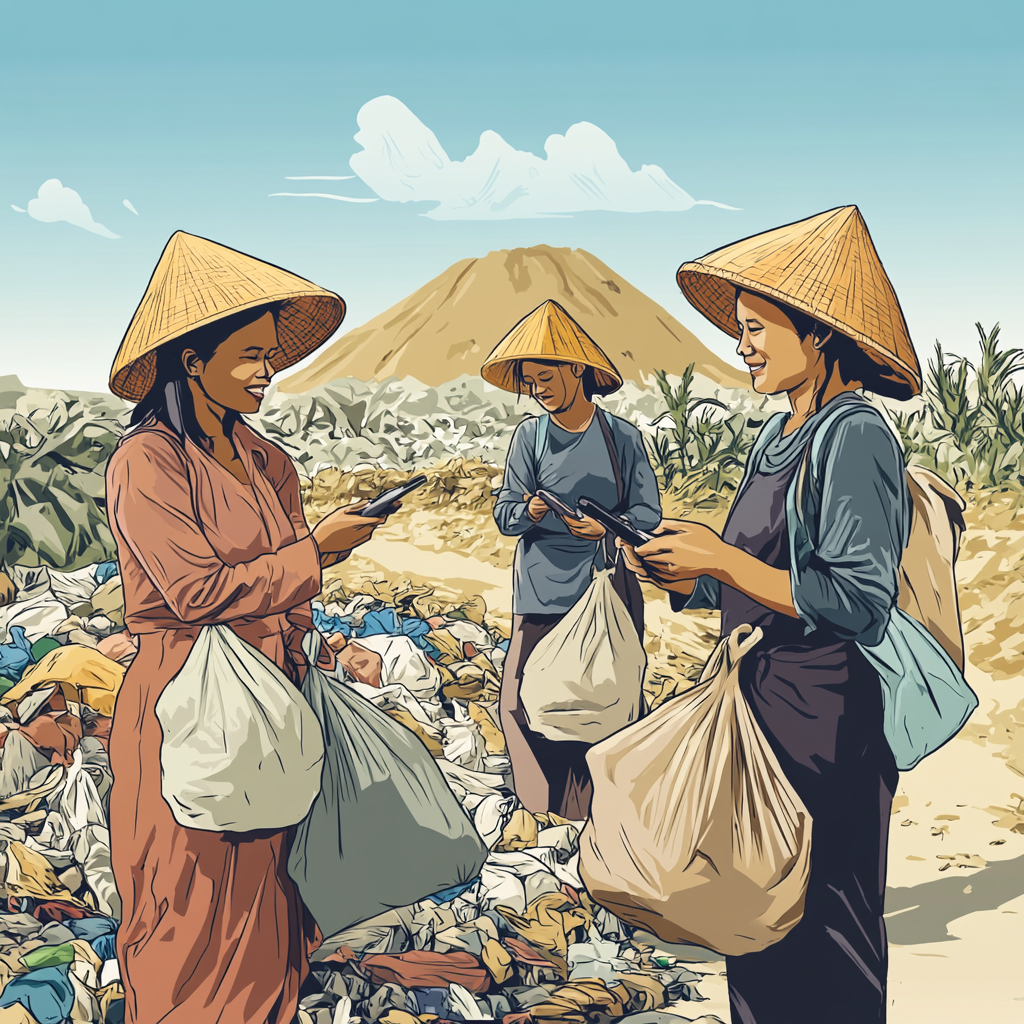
top-left (495, 411), bottom-right (662, 616)
top-left (675, 394), bottom-right (910, 647)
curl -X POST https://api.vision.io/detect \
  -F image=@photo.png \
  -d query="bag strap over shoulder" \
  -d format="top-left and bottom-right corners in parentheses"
top-left (595, 408), bottom-right (625, 510)
top-left (533, 414), bottom-right (549, 481)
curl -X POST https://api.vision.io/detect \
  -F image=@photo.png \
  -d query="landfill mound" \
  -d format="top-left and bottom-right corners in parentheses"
top-left (277, 245), bottom-right (747, 392)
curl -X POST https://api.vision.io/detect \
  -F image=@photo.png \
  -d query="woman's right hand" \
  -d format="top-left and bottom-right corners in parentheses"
top-left (617, 538), bottom-right (697, 595)
top-left (312, 501), bottom-right (385, 556)
top-left (524, 493), bottom-right (550, 523)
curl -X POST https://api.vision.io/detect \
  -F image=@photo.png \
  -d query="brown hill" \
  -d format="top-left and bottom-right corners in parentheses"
top-left (278, 245), bottom-right (746, 392)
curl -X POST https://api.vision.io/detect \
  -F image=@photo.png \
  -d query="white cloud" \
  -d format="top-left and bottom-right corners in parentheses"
top-left (347, 96), bottom-right (738, 221)
top-left (269, 191), bottom-right (378, 203)
top-left (11, 205), bottom-right (26, 213)
top-left (25, 179), bottom-right (119, 238)
top-left (123, 199), bottom-right (139, 215)
top-left (285, 175), bottom-right (355, 180)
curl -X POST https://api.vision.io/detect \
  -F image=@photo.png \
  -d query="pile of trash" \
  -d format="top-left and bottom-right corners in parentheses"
top-left (0, 563), bottom-right (129, 1024)
top-left (0, 562), bottom-right (725, 1024)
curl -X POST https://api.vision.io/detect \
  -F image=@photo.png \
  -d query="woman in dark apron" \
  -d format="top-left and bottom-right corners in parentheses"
top-left (483, 300), bottom-right (661, 819)
top-left (621, 207), bottom-right (922, 1023)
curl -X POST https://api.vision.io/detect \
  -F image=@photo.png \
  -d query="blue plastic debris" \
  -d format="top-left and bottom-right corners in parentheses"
top-left (94, 562), bottom-right (119, 585)
top-left (0, 964), bottom-right (75, 1024)
top-left (0, 625), bottom-right (34, 684)
top-left (422, 876), bottom-right (480, 905)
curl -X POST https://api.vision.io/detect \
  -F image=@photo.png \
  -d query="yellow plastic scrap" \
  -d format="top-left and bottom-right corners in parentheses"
top-left (384, 709), bottom-right (444, 758)
top-left (2, 645), bottom-right (124, 718)
top-left (0, 841), bottom-right (87, 906)
top-left (497, 891), bottom-right (592, 959)
top-left (614, 971), bottom-right (668, 1012)
top-left (426, 629), bottom-right (463, 663)
top-left (467, 702), bottom-right (506, 754)
top-left (525, 979), bottom-right (629, 1022)
top-left (496, 809), bottom-right (538, 852)
top-left (481, 937), bottom-right (513, 985)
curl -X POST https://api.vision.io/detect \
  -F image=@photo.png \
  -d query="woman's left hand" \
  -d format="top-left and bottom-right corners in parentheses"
top-left (562, 513), bottom-right (606, 540)
top-left (636, 520), bottom-right (730, 581)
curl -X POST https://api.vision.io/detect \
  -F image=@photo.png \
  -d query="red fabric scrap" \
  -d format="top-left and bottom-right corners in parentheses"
top-left (19, 711), bottom-right (83, 766)
top-left (359, 950), bottom-right (491, 994)
top-left (503, 937), bottom-right (560, 969)
top-left (33, 901), bottom-right (101, 922)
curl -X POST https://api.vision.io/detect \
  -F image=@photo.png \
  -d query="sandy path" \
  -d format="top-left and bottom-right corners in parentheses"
top-left (331, 515), bottom-right (1024, 1022)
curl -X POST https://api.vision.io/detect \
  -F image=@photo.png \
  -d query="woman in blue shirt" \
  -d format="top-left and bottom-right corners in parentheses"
top-left (622, 207), bottom-right (921, 1024)
top-left (484, 300), bottom-right (661, 818)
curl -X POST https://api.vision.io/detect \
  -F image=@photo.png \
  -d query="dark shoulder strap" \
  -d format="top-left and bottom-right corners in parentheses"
top-left (596, 408), bottom-right (624, 509)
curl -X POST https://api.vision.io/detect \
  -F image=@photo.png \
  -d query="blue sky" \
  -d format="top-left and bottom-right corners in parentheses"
top-left (1, 0), bottom-right (1021, 393)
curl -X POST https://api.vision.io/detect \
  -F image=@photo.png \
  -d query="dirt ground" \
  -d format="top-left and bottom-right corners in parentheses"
top-left (310, 462), bottom-right (1024, 1022)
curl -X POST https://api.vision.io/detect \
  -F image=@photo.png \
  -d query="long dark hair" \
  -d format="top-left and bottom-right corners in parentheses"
top-left (511, 359), bottom-right (613, 402)
top-left (739, 289), bottom-right (904, 408)
top-left (128, 303), bottom-right (281, 448)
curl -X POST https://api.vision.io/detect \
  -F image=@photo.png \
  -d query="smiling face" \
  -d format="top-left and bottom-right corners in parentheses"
top-left (182, 311), bottom-right (278, 413)
top-left (735, 291), bottom-right (821, 395)
top-left (519, 360), bottom-right (588, 413)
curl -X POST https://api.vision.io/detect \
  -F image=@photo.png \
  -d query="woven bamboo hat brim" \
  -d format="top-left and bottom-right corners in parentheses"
top-left (480, 300), bottom-right (623, 395)
top-left (110, 231), bottom-right (345, 402)
top-left (677, 206), bottom-right (921, 398)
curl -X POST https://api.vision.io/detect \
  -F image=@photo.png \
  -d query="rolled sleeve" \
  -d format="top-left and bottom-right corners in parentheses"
top-left (618, 422), bottom-right (662, 532)
top-left (791, 415), bottom-right (907, 646)
top-left (494, 420), bottom-right (537, 537)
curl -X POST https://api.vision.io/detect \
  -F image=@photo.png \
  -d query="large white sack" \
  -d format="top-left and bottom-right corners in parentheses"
top-left (155, 625), bottom-right (324, 832)
top-left (520, 569), bottom-right (645, 744)
top-left (579, 625), bottom-right (812, 956)
top-left (351, 634), bottom-right (441, 699)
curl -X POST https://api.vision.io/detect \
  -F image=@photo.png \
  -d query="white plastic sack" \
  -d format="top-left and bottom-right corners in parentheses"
top-left (0, 590), bottom-right (68, 645)
top-left (288, 630), bottom-right (488, 938)
top-left (47, 566), bottom-right (101, 608)
top-left (443, 620), bottom-right (495, 650)
top-left (154, 625), bottom-right (324, 832)
top-left (350, 634), bottom-right (441, 699)
top-left (70, 825), bottom-right (120, 919)
top-left (579, 625), bottom-right (812, 956)
top-left (59, 748), bottom-right (107, 833)
top-left (442, 703), bottom-right (488, 771)
top-left (520, 569), bottom-right (646, 743)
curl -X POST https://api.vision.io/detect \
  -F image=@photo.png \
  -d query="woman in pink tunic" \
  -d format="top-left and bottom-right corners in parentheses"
top-left (105, 232), bottom-right (382, 1023)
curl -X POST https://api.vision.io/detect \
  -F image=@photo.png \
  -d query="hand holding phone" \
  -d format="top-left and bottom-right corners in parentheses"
top-left (359, 475), bottom-right (428, 518)
top-left (536, 489), bottom-right (580, 521)
top-left (576, 497), bottom-right (654, 548)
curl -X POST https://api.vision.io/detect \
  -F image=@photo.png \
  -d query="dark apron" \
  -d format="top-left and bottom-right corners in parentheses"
top-left (719, 461), bottom-right (898, 1024)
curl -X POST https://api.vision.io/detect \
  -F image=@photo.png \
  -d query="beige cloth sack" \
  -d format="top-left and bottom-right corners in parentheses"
top-left (899, 466), bottom-right (966, 671)
top-left (578, 624), bottom-right (812, 956)
top-left (519, 569), bottom-right (645, 744)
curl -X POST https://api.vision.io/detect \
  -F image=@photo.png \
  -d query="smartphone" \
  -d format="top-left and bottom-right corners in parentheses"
top-left (576, 496), bottom-right (655, 547)
top-left (536, 489), bottom-right (580, 521)
top-left (359, 475), bottom-right (428, 518)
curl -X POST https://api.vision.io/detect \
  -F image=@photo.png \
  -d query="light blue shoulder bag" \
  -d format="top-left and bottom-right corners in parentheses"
top-left (784, 402), bottom-right (978, 771)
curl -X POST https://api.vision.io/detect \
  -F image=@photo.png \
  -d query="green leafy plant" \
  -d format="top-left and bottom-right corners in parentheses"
top-left (0, 397), bottom-right (123, 570)
top-left (645, 365), bottom-right (753, 501)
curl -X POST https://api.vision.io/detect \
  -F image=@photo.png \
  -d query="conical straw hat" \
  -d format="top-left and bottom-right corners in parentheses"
top-left (677, 206), bottom-right (921, 398)
top-left (480, 300), bottom-right (622, 395)
top-left (110, 232), bottom-right (345, 401)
